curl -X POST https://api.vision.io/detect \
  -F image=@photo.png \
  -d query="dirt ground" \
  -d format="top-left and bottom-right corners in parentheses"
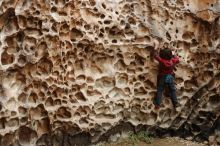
top-left (101, 137), bottom-right (206, 146)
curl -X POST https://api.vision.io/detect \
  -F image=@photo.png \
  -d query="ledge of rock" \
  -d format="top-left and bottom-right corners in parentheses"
top-left (0, 0), bottom-right (219, 146)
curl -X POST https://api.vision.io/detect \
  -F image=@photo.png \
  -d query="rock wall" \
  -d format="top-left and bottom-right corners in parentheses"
top-left (0, 0), bottom-right (219, 145)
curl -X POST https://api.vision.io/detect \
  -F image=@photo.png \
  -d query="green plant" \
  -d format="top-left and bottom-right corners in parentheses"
top-left (128, 131), bottom-right (152, 146)
top-left (128, 132), bottom-right (138, 146)
top-left (137, 131), bottom-right (152, 144)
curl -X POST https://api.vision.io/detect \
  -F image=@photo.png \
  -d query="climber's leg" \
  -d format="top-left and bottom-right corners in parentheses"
top-left (167, 76), bottom-right (179, 108)
top-left (154, 75), bottom-right (165, 107)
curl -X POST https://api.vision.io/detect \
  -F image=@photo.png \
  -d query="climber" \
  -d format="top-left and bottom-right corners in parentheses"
top-left (152, 40), bottom-right (181, 110)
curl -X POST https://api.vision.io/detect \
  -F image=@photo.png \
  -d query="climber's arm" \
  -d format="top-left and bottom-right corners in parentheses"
top-left (172, 50), bottom-right (181, 64)
top-left (153, 40), bottom-right (162, 62)
top-left (172, 56), bottom-right (180, 64)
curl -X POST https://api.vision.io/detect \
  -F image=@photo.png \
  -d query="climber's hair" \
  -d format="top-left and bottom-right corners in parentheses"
top-left (159, 48), bottom-right (173, 60)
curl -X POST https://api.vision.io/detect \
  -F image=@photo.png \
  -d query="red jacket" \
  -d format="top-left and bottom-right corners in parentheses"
top-left (154, 55), bottom-right (179, 75)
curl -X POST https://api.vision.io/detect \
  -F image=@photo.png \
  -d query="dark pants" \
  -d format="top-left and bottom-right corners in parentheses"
top-left (154, 74), bottom-right (178, 106)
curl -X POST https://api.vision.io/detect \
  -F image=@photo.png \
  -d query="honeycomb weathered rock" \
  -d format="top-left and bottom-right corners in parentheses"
top-left (0, 0), bottom-right (219, 145)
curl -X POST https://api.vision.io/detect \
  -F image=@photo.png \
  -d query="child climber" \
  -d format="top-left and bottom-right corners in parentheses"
top-left (152, 40), bottom-right (180, 109)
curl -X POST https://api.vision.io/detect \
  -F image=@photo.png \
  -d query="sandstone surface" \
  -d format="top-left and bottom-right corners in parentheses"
top-left (0, 0), bottom-right (219, 146)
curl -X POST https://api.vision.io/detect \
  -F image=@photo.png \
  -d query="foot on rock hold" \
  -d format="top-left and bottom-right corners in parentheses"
top-left (154, 105), bottom-right (160, 110)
